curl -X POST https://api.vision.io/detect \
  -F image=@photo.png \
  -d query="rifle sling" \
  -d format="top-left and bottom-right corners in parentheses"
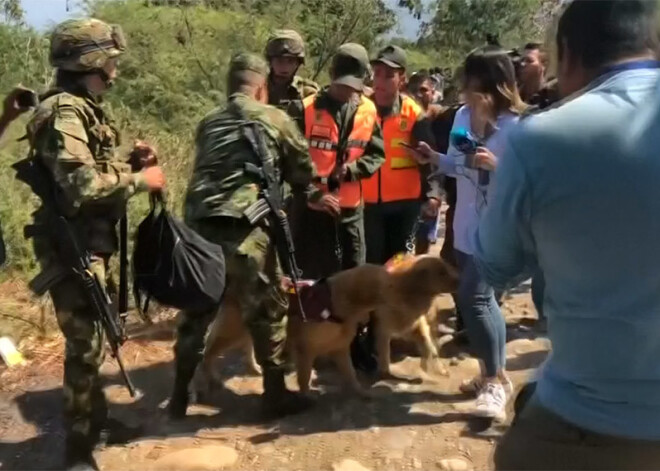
top-left (118, 215), bottom-right (129, 314)
top-left (333, 98), bottom-right (359, 178)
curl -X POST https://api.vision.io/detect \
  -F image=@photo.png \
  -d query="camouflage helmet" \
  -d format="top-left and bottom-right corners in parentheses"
top-left (50, 18), bottom-right (127, 72)
top-left (265, 29), bottom-right (305, 62)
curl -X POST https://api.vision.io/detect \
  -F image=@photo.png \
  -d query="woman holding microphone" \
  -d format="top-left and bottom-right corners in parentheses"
top-left (412, 45), bottom-right (525, 421)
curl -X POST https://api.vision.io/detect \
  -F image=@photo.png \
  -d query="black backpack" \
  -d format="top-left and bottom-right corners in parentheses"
top-left (133, 195), bottom-right (226, 314)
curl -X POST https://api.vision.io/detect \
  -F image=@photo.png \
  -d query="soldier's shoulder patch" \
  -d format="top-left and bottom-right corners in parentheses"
top-left (53, 105), bottom-right (89, 143)
top-left (53, 92), bottom-right (88, 110)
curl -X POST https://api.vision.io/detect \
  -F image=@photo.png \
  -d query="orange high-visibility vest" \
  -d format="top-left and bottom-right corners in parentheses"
top-left (363, 95), bottom-right (424, 204)
top-left (303, 94), bottom-right (377, 208)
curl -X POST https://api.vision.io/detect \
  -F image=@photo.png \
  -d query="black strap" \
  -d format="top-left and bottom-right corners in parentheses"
top-left (329, 98), bottom-right (358, 266)
top-left (51, 39), bottom-right (117, 60)
top-left (118, 215), bottom-right (128, 314)
top-left (132, 191), bottom-right (165, 324)
top-left (335, 99), bottom-right (359, 171)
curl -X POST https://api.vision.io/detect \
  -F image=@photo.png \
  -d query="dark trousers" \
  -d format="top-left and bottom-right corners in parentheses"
top-left (290, 196), bottom-right (364, 280)
top-left (364, 200), bottom-right (421, 264)
top-left (496, 396), bottom-right (660, 470)
top-left (439, 202), bottom-right (456, 266)
top-left (531, 270), bottom-right (546, 320)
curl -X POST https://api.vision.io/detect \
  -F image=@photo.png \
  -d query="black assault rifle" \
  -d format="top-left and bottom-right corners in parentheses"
top-left (13, 158), bottom-right (139, 398)
top-left (241, 122), bottom-right (307, 321)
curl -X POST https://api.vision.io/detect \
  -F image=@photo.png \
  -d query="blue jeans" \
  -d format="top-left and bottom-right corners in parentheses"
top-left (455, 250), bottom-right (507, 377)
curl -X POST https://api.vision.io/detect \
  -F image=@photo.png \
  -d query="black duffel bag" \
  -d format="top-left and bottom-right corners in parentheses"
top-left (133, 195), bottom-right (226, 314)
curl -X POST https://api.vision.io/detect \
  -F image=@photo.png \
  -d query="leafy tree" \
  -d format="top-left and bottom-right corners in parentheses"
top-left (397, 0), bottom-right (425, 20)
top-left (0, 0), bottom-right (23, 24)
top-left (296, 0), bottom-right (395, 79)
top-left (144, 0), bottom-right (396, 81)
top-left (412, 0), bottom-right (558, 65)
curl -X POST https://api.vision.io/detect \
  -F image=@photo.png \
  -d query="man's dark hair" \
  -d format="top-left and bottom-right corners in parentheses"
top-left (523, 42), bottom-right (548, 67)
top-left (557, 0), bottom-right (659, 69)
top-left (227, 70), bottom-right (265, 95)
top-left (524, 42), bottom-right (543, 51)
top-left (408, 69), bottom-right (431, 94)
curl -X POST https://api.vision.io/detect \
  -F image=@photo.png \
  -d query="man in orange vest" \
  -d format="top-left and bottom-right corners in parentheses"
top-left (290, 43), bottom-right (385, 281)
top-left (363, 46), bottom-right (441, 265)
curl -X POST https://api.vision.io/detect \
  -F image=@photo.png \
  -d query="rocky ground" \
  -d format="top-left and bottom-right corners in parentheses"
top-left (0, 272), bottom-right (549, 471)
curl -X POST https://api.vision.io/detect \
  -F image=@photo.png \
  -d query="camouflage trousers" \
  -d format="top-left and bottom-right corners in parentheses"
top-left (174, 218), bottom-right (288, 378)
top-left (47, 256), bottom-right (110, 447)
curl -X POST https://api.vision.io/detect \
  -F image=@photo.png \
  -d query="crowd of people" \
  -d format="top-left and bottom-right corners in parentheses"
top-left (4, 0), bottom-right (660, 469)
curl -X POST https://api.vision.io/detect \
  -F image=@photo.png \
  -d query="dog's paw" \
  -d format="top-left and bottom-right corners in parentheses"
top-left (421, 358), bottom-right (449, 377)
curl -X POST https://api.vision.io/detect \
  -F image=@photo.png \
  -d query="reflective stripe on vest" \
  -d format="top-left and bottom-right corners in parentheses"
top-left (363, 95), bottom-right (423, 204)
top-left (304, 95), bottom-right (377, 208)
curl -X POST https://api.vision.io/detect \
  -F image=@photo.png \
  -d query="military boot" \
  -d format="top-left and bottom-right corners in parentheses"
top-left (261, 368), bottom-right (315, 420)
top-left (167, 366), bottom-right (195, 420)
top-left (98, 417), bottom-right (144, 446)
top-left (64, 433), bottom-right (99, 471)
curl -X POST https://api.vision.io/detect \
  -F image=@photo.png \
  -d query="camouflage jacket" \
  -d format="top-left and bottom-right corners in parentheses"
top-left (26, 89), bottom-right (147, 254)
top-left (184, 93), bottom-right (321, 224)
top-left (268, 74), bottom-right (319, 131)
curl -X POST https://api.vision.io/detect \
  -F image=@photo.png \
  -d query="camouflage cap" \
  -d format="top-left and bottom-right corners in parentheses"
top-left (331, 43), bottom-right (370, 91)
top-left (265, 29), bottom-right (305, 61)
top-left (50, 18), bottom-right (126, 72)
top-left (229, 52), bottom-right (269, 77)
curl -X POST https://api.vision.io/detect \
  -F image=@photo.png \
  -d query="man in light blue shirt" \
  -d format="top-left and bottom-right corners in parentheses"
top-left (474, 1), bottom-right (660, 469)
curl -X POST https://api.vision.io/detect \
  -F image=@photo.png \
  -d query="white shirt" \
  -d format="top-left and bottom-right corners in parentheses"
top-left (434, 105), bottom-right (519, 255)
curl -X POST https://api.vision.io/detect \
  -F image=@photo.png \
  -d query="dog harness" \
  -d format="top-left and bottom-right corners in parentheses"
top-left (285, 278), bottom-right (342, 323)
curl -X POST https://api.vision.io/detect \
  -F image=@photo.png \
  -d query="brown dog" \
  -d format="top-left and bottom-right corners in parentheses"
top-left (374, 255), bottom-right (459, 378)
top-left (195, 256), bottom-right (457, 398)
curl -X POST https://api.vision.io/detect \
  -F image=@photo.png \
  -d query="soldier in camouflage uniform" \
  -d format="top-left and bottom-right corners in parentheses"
top-left (265, 29), bottom-right (319, 131)
top-left (169, 53), bottom-right (322, 420)
top-left (23, 19), bottom-right (165, 471)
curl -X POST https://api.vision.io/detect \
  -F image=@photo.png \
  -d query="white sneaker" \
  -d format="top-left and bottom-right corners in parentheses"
top-left (499, 373), bottom-right (514, 396)
top-left (473, 383), bottom-right (507, 421)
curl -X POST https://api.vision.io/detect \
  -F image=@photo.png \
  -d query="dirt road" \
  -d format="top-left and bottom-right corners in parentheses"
top-left (0, 279), bottom-right (548, 471)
